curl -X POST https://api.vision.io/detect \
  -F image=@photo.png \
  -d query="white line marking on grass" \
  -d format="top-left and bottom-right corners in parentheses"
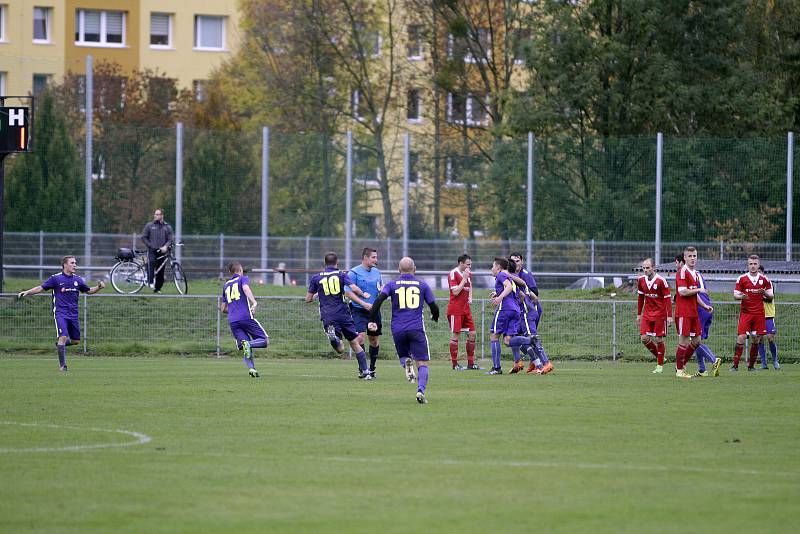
top-left (0, 421), bottom-right (152, 453)
top-left (321, 455), bottom-right (799, 479)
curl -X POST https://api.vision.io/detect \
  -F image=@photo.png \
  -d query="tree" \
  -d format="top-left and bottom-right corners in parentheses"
top-left (4, 91), bottom-right (83, 231)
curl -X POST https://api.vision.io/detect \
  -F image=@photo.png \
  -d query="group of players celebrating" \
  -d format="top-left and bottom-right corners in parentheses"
top-left (17, 245), bottom-right (780, 398)
top-left (637, 246), bottom-right (779, 378)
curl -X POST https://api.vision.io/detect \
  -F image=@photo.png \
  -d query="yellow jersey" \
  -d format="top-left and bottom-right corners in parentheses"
top-left (763, 283), bottom-right (776, 318)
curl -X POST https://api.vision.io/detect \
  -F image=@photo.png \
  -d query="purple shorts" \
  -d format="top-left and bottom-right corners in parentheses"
top-left (765, 317), bottom-right (776, 335)
top-left (699, 312), bottom-right (713, 340)
top-left (229, 318), bottom-right (268, 349)
top-left (519, 311), bottom-right (539, 336)
top-left (323, 316), bottom-right (359, 342)
top-left (54, 316), bottom-right (80, 341)
top-left (391, 329), bottom-right (430, 361)
top-left (491, 309), bottom-right (520, 335)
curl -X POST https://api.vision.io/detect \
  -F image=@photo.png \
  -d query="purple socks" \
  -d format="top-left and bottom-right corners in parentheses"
top-left (57, 344), bottom-right (67, 367)
top-left (490, 340), bottom-right (501, 369)
top-left (417, 365), bottom-right (429, 393)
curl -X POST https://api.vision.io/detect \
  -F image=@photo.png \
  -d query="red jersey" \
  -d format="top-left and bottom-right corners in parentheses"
top-left (447, 268), bottom-right (472, 315)
top-left (675, 266), bottom-right (699, 318)
top-left (637, 275), bottom-right (672, 319)
top-left (735, 273), bottom-right (772, 316)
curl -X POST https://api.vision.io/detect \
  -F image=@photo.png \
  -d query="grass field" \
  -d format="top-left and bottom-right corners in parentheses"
top-left (1, 356), bottom-right (798, 533)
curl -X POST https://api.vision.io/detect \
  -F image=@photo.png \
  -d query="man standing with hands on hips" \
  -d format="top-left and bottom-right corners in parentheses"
top-left (141, 208), bottom-right (173, 293)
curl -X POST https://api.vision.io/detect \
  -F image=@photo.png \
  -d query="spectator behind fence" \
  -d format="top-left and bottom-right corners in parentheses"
top-left (141, 208), bottom-right (174, 293)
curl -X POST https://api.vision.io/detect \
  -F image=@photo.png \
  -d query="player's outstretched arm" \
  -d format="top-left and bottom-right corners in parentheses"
top-left (242, 284), bottom-right (258, 311)
top-left (347, 286), bottom-right (371, 309)
top-left (368, 292), bottom-right (388, 324)
top-left (86, 281), bottom-right (106, 295)
top-left (17, 285), bottom-right (44, 299)
top-left (219, 299), bottom-right (228, 314)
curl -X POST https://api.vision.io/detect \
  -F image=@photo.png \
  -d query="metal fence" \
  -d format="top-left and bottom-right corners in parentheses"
top-left (2, 293), bottom-right (796, 363)
top-left (5, 232), bottom-right (800, 290)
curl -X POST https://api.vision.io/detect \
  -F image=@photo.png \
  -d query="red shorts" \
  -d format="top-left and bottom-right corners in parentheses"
top-left (738, 313), bottom-right (767, 336)
top-left (640, 317), bottom-right (668, 338)
top-left (675, 316), bottom-right (700, 337)
top-left (448, 312), bottom-right (475, 333)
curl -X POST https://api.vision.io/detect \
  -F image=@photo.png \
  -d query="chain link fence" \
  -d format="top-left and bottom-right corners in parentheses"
top-left (2, 293), bottom-right (797, 363)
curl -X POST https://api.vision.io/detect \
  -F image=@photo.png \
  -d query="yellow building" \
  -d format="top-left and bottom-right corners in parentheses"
top-left (0, 0), bottom-right (239, 97)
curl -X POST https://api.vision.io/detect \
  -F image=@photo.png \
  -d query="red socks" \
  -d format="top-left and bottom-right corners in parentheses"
top-left (748, 343), bottom-right (759, 368)
top-left (466, 339), bottom-right (476, 366)
top-left (449, 339), bottom-right (459, 365)
top-left (733, 343), bottom-right (744, 367)
top-left (675, 345), bottom-right (686, 370)
top-left (656, 342), bottom-right (665, 366)
top-left (643, 339), bottom-right (658, 357)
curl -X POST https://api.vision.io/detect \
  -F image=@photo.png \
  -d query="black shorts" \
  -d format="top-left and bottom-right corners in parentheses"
top-left (350, 305), bottom-right (382, 336)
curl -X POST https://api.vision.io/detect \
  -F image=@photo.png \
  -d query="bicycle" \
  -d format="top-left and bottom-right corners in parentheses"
top-left (110, 243), bottom-right (188, 295)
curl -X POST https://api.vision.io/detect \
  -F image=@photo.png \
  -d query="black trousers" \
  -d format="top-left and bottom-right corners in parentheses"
top-left (147, 249), bottom-right (167, 291)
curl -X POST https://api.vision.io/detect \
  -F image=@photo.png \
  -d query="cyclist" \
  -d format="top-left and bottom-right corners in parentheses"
top-left (141, 208), bottom-right (173, 293)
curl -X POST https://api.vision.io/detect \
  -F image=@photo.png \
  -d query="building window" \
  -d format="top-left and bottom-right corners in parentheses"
top-left (75, 10), bottom-right (126, 46)
top-left (0, 72), bottom-right (6, 97)
top-left (150, 13), bottom-right (172, 47)
top-left (354, 146), bottom-right (379, 186)
top-left (448, 29), bottom-right (491, 63)
top-left (351, 89), bottom-right (366, 122)
top-left (447, 92), bottom-right (488, 126)
top-left (443, 215), bottom-right (458, 237)
top-left (407, 25), bottom-right (423, 60)
top-left (193, 80), bottom-right (206, 102)
top-left (407, 89), bottom-right (421, 122)
top-left (32, 74), bottom-right (51, 95)
top-left (513, 28), bottom-right (531, 64)
top-left (444, 157), bottom-right (478, 189)
top-left (33, 7), bottom-right (52, 43)
top-left (354, 24), bottom-right (380, 57)
top-left (0, 5), bottom-right (7, 42)
top-left (194, 15), bottom-right (225, 50)
top-left (408, 151), bottom-right (421, 185)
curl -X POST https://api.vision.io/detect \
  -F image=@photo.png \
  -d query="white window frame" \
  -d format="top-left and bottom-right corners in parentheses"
top-left (354, 146), bottom-right (380, 188)
top-left (446, 92), bottom-right (488, 127)
top-left (351, 89), bottom-right (366, 123)
top-left (408, 151), bottom-right (422, 186)
top-left (150, 12), bottom-right (173, 49)
top-left (448, 29), bottom-right (491, 63)
top-left (444, 157), bottom-right (479, 189)
top-left (407, 88), bottom-right (422, 123)
top-left (194, 15), bottom-right (226, 51)
top-left (32, 73), bottom-right (52, 95)
top-left (75, 10), bottom-right (127, 48)
top-left (407, 25), bottom-right (424, 60)
top-left (0, 5), bottom-right (8, 42)
top-left (193, 80), bottom-right (206, 102)
top-left (0, 72), bottom-right (6, 97)
top-left (33, 6), bottom-right (52, 44)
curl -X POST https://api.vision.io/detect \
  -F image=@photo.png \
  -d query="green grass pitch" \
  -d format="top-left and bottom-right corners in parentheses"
top-left (1, 356), bottom-right (798, 532)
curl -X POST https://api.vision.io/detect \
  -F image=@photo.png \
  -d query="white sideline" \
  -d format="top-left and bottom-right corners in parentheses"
top-left (0, 421), bottom-right (152, 453)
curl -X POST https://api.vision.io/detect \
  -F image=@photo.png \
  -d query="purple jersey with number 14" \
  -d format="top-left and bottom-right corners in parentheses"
top-left (380, 274), bottom-right (436, 333)
top-left (222, 275), bottom-right (253, 323)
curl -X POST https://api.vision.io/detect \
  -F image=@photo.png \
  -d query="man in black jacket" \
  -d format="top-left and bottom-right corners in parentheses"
top-left (141, 208), bottom-right (174, 293)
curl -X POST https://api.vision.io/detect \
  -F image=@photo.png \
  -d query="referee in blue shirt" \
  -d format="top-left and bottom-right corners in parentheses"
top-left (346, 247), bottom-right (384, 378)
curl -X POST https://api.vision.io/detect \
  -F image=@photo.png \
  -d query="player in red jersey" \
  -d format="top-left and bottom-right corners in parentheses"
top-left (636, 258), bottom-right (672, 374)
top-left (731, 255), bottom-right (773, 371)
top-left (447, 254), bottom-right (480, 370)
top-left (673, 246), bottom-right (712, 379)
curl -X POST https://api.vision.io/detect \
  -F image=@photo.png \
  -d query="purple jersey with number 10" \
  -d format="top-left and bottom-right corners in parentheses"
top-left (308, 267), bottom-right (354, 321)
top-left (222, 275), bottom-right (253, 323)
top-left (380, 274), bottom-right (436, 333)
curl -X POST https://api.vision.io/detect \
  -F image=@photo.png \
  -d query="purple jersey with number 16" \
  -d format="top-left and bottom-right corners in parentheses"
top-left (380, 274), bottom-right (436, 333)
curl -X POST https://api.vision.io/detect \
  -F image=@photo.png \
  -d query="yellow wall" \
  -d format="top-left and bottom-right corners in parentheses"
top-left (139, 0), bottom-right (240, 89)
top-left (64, 0), bottom-right (139, 75)
top-left (0, 1), bottom-right (66, 96)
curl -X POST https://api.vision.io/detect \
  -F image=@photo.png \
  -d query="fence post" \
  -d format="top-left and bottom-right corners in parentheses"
top-left (719, 240), bottom-right (724, 260)
top-left (527, 132), bottom-right (534, 266)
top-left (403, 133), bottom-right (410, 258)
top-left (305, 235), bottom-right (311, 287)
top-left (590, 238), bottom-right (595, 273)
top-left (463, 238), bottom-right (468, 254)
top-left (38, 230), bottom-right (44, 279)
top-left (612, 300), bottom-right (617, 361)
top-left (83, 293), bottom-right (88, 355)
top-left (480, 300), bottom-right (485, 361)
top-left (386, 237), bottom-right (392, 270)
top-left (84, 55), bottom-right (93, 278)
top-left (175, 122), bottom-right (183, 262)
top-left (788, 131), bottom-right (794, 261)
top-left (215, 298), bottom-right (221, 357)
top-left (345, 131), bottom-right (353, 271)
top-left (218, 233), bottom-right (224, 279)
top-left (132, 232), bottom-right (136, 251)
top-left (655, 132), bottom-right (663, 265)
top-left (261, 126), bottom-right (269, 282)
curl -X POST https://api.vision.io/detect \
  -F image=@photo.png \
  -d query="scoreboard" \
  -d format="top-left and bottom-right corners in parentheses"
top-left (0, 107), bottom-right (31, 153)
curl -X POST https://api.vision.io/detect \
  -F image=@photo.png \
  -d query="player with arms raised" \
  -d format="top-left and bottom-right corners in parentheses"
top-left (220, 261), bottom-right (269, 378)
top-left (368, 257), bottom-right (439, 404)
top-left (731, 255), bottom-right (773, 371)
top-left (447, 254), bottom-right (479, 370)
top-left (305, 252), bottom-right (372, 379)
top-left (636, 258), bottom-right (672, 374)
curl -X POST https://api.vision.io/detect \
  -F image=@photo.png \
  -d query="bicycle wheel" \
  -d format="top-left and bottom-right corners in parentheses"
top-left (110, 261), bottom-right (146, 294)
top-left (172, 262), bottom-right (188, 295)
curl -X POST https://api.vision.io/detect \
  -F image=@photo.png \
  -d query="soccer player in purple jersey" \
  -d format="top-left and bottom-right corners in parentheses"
top-left (220, 261), bottom-right (269, 378)
top-left (487, 257), bottom-right (521, 375)
top-left (693, 268), bottom-right (721, 377)
top-left (17, 255), bottom-right (106, 371)
top-left (507, 258), bottom-right (553, 375)
top-left (305, 252), bottom-right (372, 379)
top-left (368, 257), bottom-right (439, 404)
top-left (509, 252), bottom-right (542, 327)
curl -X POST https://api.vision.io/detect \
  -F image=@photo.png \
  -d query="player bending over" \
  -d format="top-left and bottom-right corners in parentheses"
top-left (17, 255), bottom-right (105, 371)
top-left (306, 252), bottom-right (372, 379)
top-left (220, 261), bottom-right (269, 378)
top-left (368, 257), bottom-right (439, 404)
top-left (636, 258), bottom-right (672, 374)
top-left (731, 255), bottom-right (773, 372)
